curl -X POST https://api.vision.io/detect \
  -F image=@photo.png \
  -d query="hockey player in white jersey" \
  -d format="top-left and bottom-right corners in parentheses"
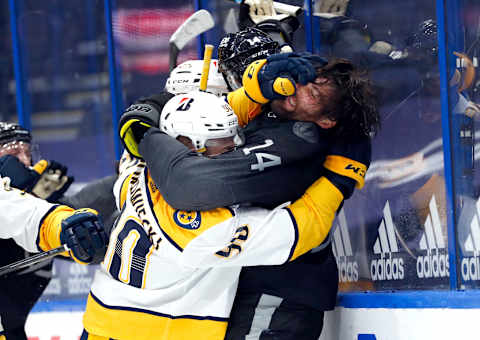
top-left (0, 176), bottom-right (107, 264)
top-left (0, 176), bottom-right (107, 340)
top-left (81, 91), bottom-right (345, 340)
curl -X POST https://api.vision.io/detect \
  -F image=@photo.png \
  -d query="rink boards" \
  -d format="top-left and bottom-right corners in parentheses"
top-left (321, 291), bottom-right (480, 340)
top-left (26, 291), bottom-right (480, 340)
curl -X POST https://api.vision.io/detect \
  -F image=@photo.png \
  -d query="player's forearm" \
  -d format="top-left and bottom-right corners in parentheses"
top-left (139, 128), bottom-right (238, 210)
top-left (0, 187), bottom-right (58, 252)
top-left (227, 87), bottom-right (262, 126)
top-left (140, 128), bottom-right (328, 210)
top-left (37, 205), bottom-right (76, 252)
top-left (286, 177), bottom-right (343, 260)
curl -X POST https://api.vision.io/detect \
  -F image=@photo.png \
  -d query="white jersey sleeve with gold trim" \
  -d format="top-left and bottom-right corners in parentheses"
top-left (181, 177), bottom-right (344, 268)
top-left (0, 177), bottom-right (55, 252)
top-left (179, 203), bottom-right (295, 268)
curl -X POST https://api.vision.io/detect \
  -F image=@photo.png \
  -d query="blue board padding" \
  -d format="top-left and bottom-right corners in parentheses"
top-left (338, 290), bottom-right (480, 309)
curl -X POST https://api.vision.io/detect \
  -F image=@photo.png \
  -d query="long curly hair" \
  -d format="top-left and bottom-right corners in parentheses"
top-left (316, 58), bottom-right (380, 140)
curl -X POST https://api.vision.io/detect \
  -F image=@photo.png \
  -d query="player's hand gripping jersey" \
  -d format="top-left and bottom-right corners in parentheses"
top-left (83, 158), bottom-right (344, 340)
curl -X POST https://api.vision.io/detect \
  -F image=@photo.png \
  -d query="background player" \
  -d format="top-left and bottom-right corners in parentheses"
top-left (0, 122), bottom-right (118, 340)
top-left (0, 122), bottom-right (74, 340)
top-left (0, 175), bottom-right (107, 340)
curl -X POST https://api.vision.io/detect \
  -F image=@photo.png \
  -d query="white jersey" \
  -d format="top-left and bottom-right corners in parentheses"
top-left (83, 161), bottom-right (343, 340)
top-left (0, 177), bottom-right (56, 253)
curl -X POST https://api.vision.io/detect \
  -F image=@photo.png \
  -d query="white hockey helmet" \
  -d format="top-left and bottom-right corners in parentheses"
top-left (165, 59), bottom-right (229, 97)
top-left (160, 91), bottom-right (241, 154)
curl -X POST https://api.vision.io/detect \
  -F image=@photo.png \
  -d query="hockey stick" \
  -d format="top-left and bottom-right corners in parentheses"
top-left (199, 44), bottom-right (214, 91)
top-left (169, 9), bottom-right (215, 72)
top-left (0, 244), bottom-right (68, 277)
top-left (229, 0), bottom-right (303, 17)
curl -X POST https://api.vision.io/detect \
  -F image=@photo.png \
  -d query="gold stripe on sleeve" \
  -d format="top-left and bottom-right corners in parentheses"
top-left (288, 177), bottom-right (343, 260)
top-left (38, 205), bottom-right (75, 252)
top-left (324, 155), bottom-right (367, 189)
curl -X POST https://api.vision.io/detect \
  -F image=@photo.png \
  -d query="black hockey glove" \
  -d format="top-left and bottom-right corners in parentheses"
top-left (60, 209), bottom-right (108, 264)
top-left (0, 155), bottom-right (74, 202)
top-left (0, 154), bottom-right (39, 190)
top-left (119, 91), bottom-right (174, 158)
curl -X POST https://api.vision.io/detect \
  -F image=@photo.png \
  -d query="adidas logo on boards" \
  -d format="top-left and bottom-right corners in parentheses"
top-left (462, 197), bottom-right (480, 281)
top-left (332, 209), bottom-right (359, 282)
top-left (370, 201), bottom-right (405, 281)
top-left (416, 195), bottom-right (449, 278)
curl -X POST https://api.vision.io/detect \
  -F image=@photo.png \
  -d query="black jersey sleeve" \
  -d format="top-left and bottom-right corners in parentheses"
top-left (139, 119), bottom-right (371, 211)
top-left (138, 122), bottom-right (325, 211)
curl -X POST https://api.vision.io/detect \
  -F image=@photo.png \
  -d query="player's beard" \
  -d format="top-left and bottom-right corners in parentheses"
top-left (270, 96), bottom-right (296, 119)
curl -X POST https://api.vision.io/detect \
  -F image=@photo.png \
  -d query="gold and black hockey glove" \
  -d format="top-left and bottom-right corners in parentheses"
top-left (242, 52), bottom-right (318, 104)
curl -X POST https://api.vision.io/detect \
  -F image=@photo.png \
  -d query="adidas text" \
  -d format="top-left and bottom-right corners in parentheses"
top-left (416, 250), bottom-right (449, 278)
top-left (337, 257), bottom-right (359, 282)
top-left (370, 253), bottom-right (404, 281)
top-left (461, 253), bottom-right (480, 281)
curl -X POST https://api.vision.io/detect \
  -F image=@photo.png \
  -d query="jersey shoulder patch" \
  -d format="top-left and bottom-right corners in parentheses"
top-left (173, 210), bottom-right (202, 230)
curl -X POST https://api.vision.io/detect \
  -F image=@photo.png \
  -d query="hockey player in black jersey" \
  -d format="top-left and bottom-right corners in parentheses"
top-left (119, 46), bottom-right (379, 339)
